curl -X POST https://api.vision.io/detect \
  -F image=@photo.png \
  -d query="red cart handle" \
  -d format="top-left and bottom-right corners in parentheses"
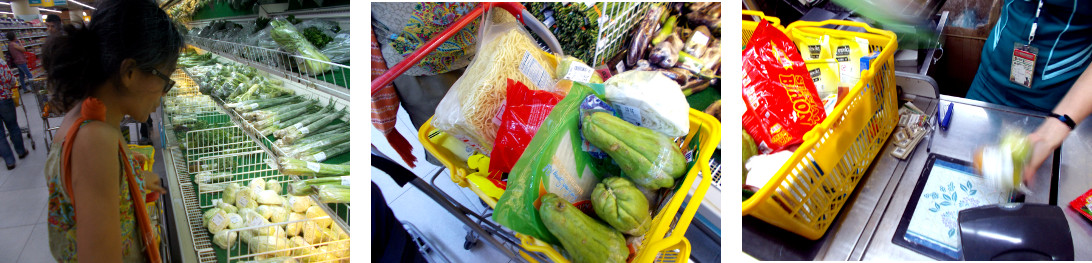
top-left (372, 2), bottom-right (564, 94)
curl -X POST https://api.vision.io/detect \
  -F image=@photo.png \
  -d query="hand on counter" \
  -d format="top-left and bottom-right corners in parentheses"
top-left (1024, 118), bottom-right (1070, 187)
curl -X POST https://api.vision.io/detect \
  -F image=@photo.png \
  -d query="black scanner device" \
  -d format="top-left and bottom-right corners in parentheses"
top-left (958, 203), bottom-right (1074, 261)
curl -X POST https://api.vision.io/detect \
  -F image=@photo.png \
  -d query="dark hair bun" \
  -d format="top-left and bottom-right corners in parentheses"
top-left (42, 0), bottom-right (184, 112)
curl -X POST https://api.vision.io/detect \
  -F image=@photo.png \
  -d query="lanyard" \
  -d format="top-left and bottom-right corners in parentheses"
top-left (1029, 0), bottom-right (1044, 44)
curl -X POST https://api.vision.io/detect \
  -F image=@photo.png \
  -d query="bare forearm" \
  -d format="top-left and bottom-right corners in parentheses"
top-left (1052, 64), bottom-right (1092, 125)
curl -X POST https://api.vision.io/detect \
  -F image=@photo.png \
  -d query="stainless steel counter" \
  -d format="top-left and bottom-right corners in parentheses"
top-left (744, 88), bottom-right (1092, 260)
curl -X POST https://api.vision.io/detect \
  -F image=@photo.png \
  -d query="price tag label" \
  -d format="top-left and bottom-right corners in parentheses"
top-left (299, 126), bottom-right (310, 134)
top-left (341, 177), bottom-right (350, 186)
top-left (615, 104), bottom-right (643, 126)
top-left (616, 61), bottom-right (625, 74)
top-left (293, 123), bottom-right (304, 130)
top-left (312, 152), bottom-right (327, 162)
top-left (248, 216), bottom-right (265, 227)
top-left (520, 51), bottom-right (556, 90)
top-left (563, 63), bottom-right (594, 83)
top-left (211, 213), bottom-right (225, 226)
top-left (307, 162), bottom-right (322, 173)
top-left (691, 31), bottom-right (710, 47)
top-left (236, 195), bottom-right (250, 208)
top-left (288, 197), bottom-right (297, 208)
top-left (229, 214), bottom-right (243, 225)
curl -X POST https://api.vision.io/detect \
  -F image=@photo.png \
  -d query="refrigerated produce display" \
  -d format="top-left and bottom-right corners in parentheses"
top-left (160, 3), bottom-right (350, 262)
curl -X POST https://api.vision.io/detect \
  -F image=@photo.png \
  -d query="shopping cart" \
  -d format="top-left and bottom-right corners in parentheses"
top-left (30, 77), bottom-right (63, 152)
top-left (373, 3), bottom-right (719, 262)
top-left (12, 71), bottom-right (35, 151)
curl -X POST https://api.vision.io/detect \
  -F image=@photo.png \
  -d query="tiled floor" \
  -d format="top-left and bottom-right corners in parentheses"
top-left (0, 89), bottom-right (58, 263)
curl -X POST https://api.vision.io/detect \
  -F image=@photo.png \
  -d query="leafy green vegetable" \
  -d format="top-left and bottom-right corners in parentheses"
top-left (270, 18), bottom-right (332, 75)
top-left (301, 27), bottom-right (333, 49)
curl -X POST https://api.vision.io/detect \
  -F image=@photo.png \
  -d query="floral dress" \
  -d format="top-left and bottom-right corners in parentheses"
top-left (44, 100), bottom-right (149, 262)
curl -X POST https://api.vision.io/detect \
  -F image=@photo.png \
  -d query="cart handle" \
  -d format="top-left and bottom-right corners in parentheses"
top-left (372, 2), bottom-right (564, 94)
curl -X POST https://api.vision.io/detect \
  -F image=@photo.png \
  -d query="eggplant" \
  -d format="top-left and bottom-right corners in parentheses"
top-left (684, 26), bottom-right (713, 57)
top-left (681, 79), bottom-right (711, 96)
top-left (626, 6), bottom-right (665, 67)
top-left (650, 34), bottom-right (683, 68)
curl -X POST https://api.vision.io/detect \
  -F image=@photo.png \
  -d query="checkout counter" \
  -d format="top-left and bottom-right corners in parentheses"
top-left (742, 72), bottom-right (1092, 260)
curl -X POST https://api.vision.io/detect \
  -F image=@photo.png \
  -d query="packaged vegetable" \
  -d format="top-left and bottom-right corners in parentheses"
top-left (556, 56), bottom-right (602, 84)
top-left (494, 82), bottom-right (608, 245)
top-left (269, 17), bottom-right (332, 75)
top-left (805, 59), bottom-right (842, 100)
top-left (742, 20), bottom-right (827, 153)
top-left (488, 79), bottom-right (564, 176)
top-left (974, 129), bottom-right (1033, 196)
top-left (789, 28), bottom-right (832, 60)
top-left (213, 230), bottom-right (238, 250)
top-left (829, 35), bottom-right (870, 88)
top-left (602, 70), bottom-right (691, 137)
top-left (432, 7), bottom-right (559, 155)
top-left (591, 176), bottom-right (651, 235)
top-left (582, 112), bottom-right (686, 190)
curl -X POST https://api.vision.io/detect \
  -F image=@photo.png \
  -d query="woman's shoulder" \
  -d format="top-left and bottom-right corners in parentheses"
top-left (70, 121), bottom-right (119, 149)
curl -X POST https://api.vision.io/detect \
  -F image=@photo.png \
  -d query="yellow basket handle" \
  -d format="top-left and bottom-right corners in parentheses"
top-left (786, 19), bottom-right (897, 40)
top-left (742, 10), bottom-right (780, 27)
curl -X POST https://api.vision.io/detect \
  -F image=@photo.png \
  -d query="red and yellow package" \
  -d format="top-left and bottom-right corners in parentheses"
top-left (742, 20), bottom-right (827, 153)
top-left (1070, 187), bottom-right (1092, 222)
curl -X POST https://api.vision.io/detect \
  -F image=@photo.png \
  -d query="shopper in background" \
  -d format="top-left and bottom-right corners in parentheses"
top-left (6, 32), bottom-right (31, 91)
top-left (966, 1), bottom-right (1092, 186)
top-left (0, 47), bottom-right (26, 170)
top-left (40, 0), bottom-right (181, 261)
top-left (372, 2), bottom-right (479, 166)
top-left (45, 14), bottom-right (63, 34)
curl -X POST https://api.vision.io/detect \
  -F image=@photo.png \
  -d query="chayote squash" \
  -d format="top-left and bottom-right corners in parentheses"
top-left (592, 176), bottom-right (651, 236)
top-left (582, 111), bottom-right (687, 189)
top-left (540, 193), bottom-right (628, 263)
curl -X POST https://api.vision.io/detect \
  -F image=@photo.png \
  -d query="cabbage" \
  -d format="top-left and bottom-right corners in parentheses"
top-left (213, 229), bottom-right (238, 249)
top-left (305, 206), bottom-right (332, 229)
top-left (227, 213), bottom-right (246, 230)
top-left (256, 205), bottom-right (274, 220)
top-left (250, 178), bottom-right (267, 192)
top-left (269, 206), bottom-right (290, 223)
top-left (267, 179), bottom-right (283, 194)
top-left (286, 213), bottom-right (305, 237)
top-left (206, 209), bottom-right (230, 233)
top-left (224, 183), bottom-right (241, 203)
top-left (257, 190), bottom-right (285, 205)
top-left (287, 196), bottom-right (310, 213)
top-left (218, 202), bottom-right (239, 214)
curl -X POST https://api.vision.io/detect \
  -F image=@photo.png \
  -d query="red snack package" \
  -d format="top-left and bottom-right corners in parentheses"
top-left (489, 79), bottom-right (564, 177)
top-left (1070, 188), bottom-right (1092, 222)
top-left (742, 20), bottom-right (827, 152)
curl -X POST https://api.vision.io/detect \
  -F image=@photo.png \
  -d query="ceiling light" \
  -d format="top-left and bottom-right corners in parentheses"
top-left (70, 0), bottom-right (96, 10)
top-left (39, 9), bottom-right (60, 13)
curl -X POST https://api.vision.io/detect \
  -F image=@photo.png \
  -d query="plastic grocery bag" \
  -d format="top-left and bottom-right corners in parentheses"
top-left (602, 70), bottom-right (691, 137)
top-left (488, 79), bottom-right (563, 176)
top-left (432, 7), bottom-right (558, 155)
top-left (321, 33), bottom-right (350, 64)
top-left (742, 20), bottom-right (826, 153)
top-left (494, 82), bottom-right (607, 245)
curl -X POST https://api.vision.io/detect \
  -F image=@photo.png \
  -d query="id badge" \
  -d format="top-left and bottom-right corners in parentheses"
top-left (1010, 43), bottom-right (1038, 88)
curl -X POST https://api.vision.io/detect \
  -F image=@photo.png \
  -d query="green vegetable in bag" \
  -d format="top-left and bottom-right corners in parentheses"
top-left (540, 193), bottom-right (628, 263)
top-left (582, 111), bottom-right (687, 190)
top-left (493, 82), bottom-right (608, 245)
top-left (591, 176), bottom-right (651, 236)
top-left (270, 18), bottom-right (332, 75)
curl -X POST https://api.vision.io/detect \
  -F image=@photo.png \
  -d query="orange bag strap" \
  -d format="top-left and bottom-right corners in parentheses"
top-left (60, 98), bottom-right (161, 263)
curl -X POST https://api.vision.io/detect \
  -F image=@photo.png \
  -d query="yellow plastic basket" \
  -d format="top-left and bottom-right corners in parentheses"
top-left (740, 18), bottom-right (899, 240)
top-left (419, 109), bottom-right (721, 263)
top-left (742, 10), bottom-right (783, 46)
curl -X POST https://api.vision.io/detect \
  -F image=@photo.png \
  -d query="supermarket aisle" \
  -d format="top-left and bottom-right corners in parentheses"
top-left (372, 106), bottom-right (512, 263)
top-left (0, 89), bottom-right (59, 263)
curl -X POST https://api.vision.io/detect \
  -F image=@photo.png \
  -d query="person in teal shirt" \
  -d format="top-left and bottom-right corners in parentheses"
top-left (967, 0), bottom-right (1092, 185)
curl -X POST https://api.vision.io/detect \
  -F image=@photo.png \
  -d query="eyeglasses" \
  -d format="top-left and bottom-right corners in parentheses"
top-left (146, 67), bottom-right (175, 94)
